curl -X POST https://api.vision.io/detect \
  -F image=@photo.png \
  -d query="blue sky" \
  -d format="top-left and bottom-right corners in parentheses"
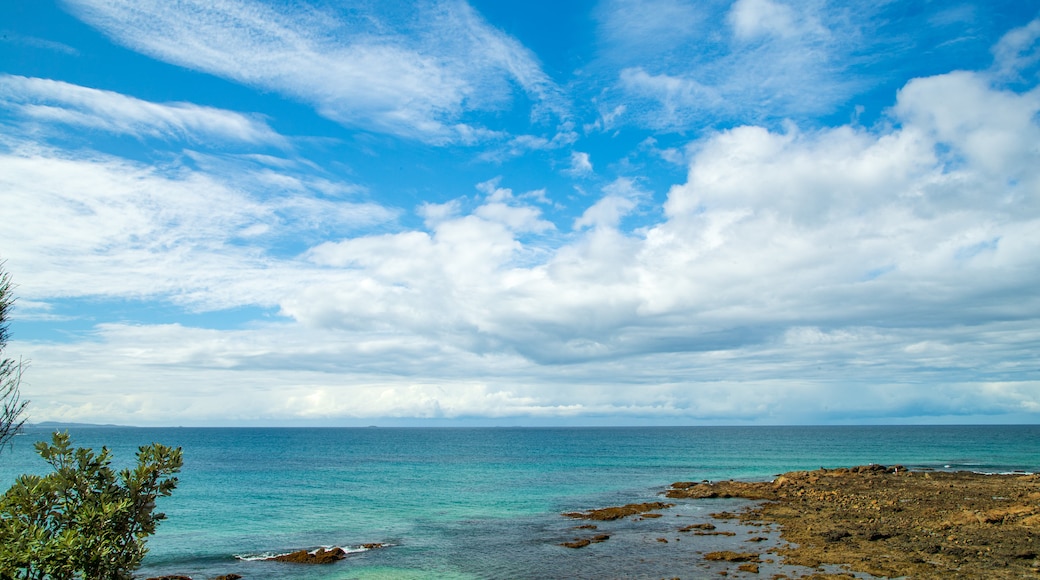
top-left (1, 0), bottom-right (1039, 426)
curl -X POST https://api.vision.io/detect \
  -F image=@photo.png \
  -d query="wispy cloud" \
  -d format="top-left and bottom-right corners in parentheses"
top-left (991, 17), bottom-right (1040, 82)
top-left (728, 0), bottom-right (812, 40)
top-left (0, 31), bottom-right (80, 55)
top-left (0, 74), bottom-right (283, 145)
top-left (0, 142), bottom-right (395, 309)
top-left (62, 0), bottom-right (565, 144)
top-left (596, 0), bottom-right (868, 129)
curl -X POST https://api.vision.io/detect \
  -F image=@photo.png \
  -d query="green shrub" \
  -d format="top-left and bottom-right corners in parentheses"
top-left (0, 432), bottom-right (182, 580)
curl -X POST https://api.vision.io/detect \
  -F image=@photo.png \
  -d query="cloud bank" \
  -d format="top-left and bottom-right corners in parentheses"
top-left (7, 63), bottom-right (1040, 424)
top-left (1, 4), bottom-right (1037, 425)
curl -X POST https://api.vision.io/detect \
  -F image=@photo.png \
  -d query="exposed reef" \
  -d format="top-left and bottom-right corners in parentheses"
top-left (667, 465), bottom-right (1040, 579)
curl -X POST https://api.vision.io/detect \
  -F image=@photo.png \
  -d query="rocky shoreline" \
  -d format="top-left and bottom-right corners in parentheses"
top-left (662, 465), bottom-right (1039, 579)
top-left (150, 466), bottom-right (1038, 579)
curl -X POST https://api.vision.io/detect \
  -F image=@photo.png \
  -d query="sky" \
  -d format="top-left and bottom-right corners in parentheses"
top-left (1, 0), bottom-right (1039, 426)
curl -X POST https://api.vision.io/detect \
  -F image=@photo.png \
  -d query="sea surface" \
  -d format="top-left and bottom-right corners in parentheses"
top-left (1, 425), bottom-right (1037, 579)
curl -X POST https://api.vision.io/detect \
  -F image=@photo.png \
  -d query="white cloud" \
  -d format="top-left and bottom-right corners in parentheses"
top-left (476, 129), bottom-right (579, 162)
top-left (0, 144), bottom-right (395, 309)
top-left (12, 319), bottom-right (1040, 424)
top-left (0, 32), bottom-right (80, 55)
top-left (62, 0), bottom-right (563, 144)
top-left (991, 18), bottom-right (1040, 81)
top-left (618, 68), bottom-right (721, 128)
top-left (6, 50), bottom-right (1040, 424)
top-left (277, 69), bottom-right (1039, 388)
top-left (566, 151), bottom-right (593, 176)
top-left (894, 71), bottom-right (1040, 177)
top-left (596, 0), bottom-right (703, 58)
top-left (728, 0), bottom-right (801, 40)
top-left (574, 177), bottom-right (645, 230)
top-left (0, 75), bottom-right (283, 145)
top-left (600, 0), bottom-right (862, 130)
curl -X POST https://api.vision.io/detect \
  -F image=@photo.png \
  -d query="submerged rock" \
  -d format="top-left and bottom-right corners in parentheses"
top-left (560, 533), bottom-right (610, 548)
top-left (560, 538), bottom-right (591, 549)
top-left (678, 522), bottom-right (715, 532)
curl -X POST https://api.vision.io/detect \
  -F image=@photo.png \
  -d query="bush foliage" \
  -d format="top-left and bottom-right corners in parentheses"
top-left (0, 432), bottom-right (183, 580)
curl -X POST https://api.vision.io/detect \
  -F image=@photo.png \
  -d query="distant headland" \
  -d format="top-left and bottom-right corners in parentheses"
top-left (27, 421), bottom-right (129, 429)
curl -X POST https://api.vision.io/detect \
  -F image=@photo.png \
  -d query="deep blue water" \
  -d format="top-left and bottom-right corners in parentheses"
top-left (1, 425), bottom-right (1037, 579)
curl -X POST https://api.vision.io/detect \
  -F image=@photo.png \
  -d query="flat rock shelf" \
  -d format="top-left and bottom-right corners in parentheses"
top-left (665, 465), bottom-right (1040, 579)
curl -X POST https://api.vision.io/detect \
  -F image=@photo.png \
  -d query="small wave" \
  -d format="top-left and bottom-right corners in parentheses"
top-left (234, 545), bottom-right (375, 562)
top-left (233, 552), bottom-right (278, 562)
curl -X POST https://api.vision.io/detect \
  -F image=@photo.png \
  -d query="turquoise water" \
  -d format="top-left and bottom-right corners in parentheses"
top-left (1, 425), bottom-right (1037, 578)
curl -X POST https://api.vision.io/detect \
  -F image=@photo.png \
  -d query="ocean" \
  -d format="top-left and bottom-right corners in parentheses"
top-left (1, 425), bottom-right (1037, 579)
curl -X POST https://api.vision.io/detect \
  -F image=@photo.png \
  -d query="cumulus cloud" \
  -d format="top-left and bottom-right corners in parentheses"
top-left (243, 68), bottom-right (1037, 421)
top-left (0, 74), bottom-right (283, 145)
top-left (894, 71), bottom-right (1040, 178)
top-left (62, 0), bottom-right (563, 143)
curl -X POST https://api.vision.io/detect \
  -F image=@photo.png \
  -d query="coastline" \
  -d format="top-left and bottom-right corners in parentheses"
top-left (8, 426), bottom-right (1039, 579)
top-left (664, 465), bottom-right (1040, 579)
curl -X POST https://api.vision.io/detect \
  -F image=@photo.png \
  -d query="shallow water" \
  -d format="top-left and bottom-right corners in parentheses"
top-left (1, 425), bottom-right (1036, 578)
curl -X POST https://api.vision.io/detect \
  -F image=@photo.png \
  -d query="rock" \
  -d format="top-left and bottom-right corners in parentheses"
top-left (562, 501), bottom-right (674, 520)
top-left (862, 530), bottom-right (892, 541)
top-left (145, 576), bottom-right (192, 580)
top-left (266, 547), bottom-right (347, 564)
top-left (737, 563), bottom-right (760, 573)
top-left (213, 576), bottom-right (243, 580)
top-left (738, 466), bottom-right (1040, 578)
top-left (822, 529), bottom-right (851, 543)
top-left (679, 522), bottom-right (716, 532)
top-left (703, 551), bottom-right (760, 562)
top-left (559, 534), bottom-right (609, 549)
top-left (667, 480), bottom-right (777, 500)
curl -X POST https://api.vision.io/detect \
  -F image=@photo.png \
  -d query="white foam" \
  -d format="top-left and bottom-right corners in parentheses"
top-left (233, 545), bottom-right (376, 561)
